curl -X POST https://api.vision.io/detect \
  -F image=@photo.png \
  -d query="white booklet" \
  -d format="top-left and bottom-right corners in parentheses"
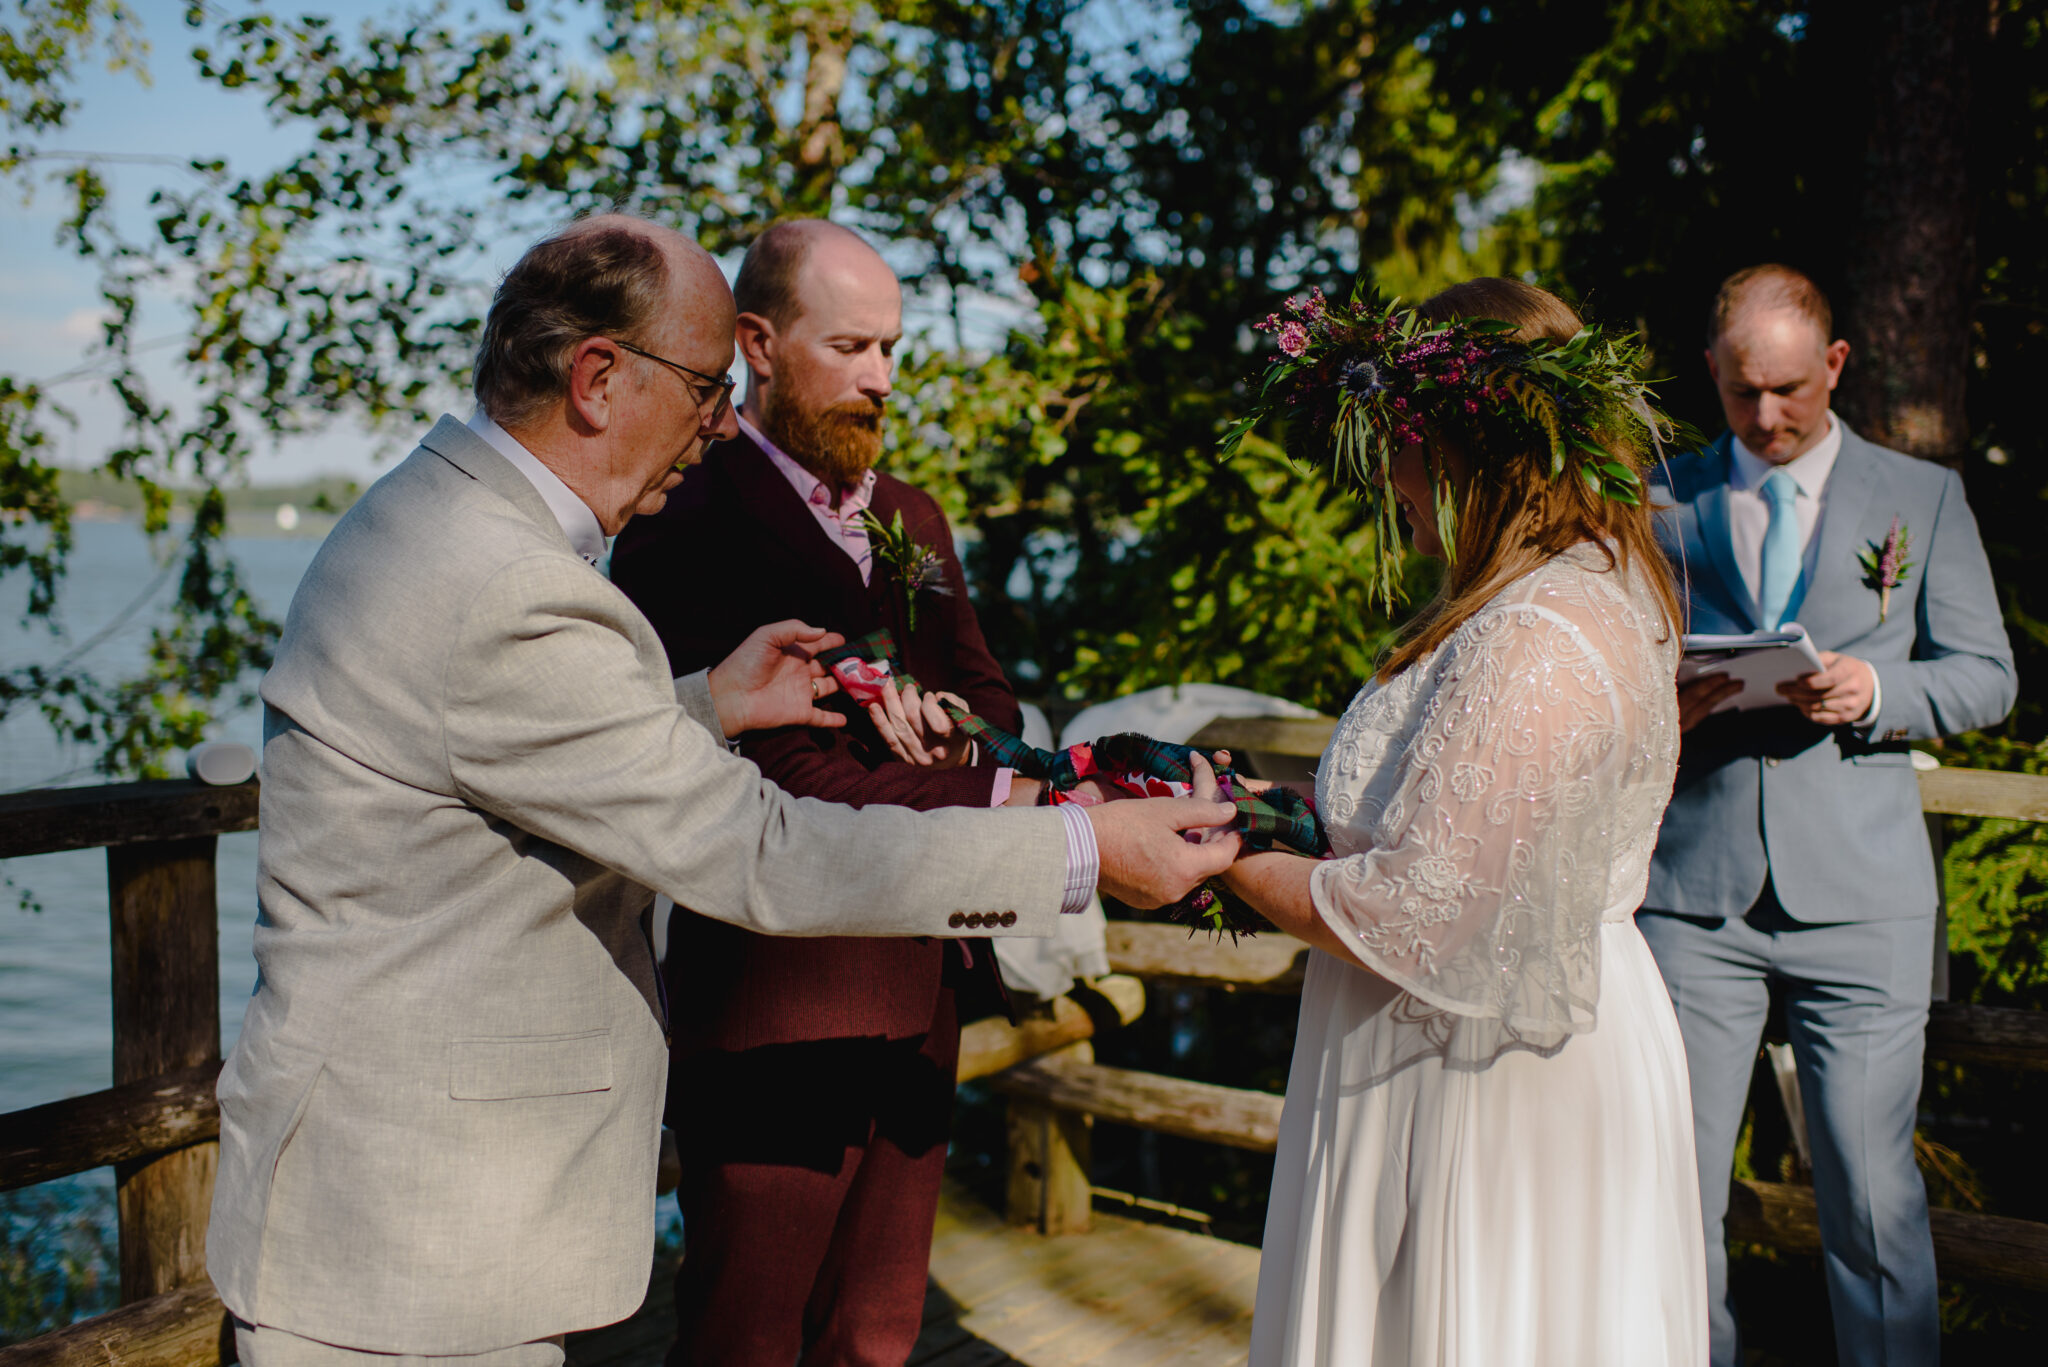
top-left (1677, 623), bottom-right (1827, 713)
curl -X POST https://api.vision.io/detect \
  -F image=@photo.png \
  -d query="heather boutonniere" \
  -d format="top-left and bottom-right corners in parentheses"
top-left (1857, 516), bottom-right (1915, 624)
top-left (862, 509), bottom-right (954, 631)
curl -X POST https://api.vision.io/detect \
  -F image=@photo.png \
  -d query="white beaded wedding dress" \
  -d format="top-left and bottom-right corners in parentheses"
top-left (1250, 545), bottom-right (1707, 1367)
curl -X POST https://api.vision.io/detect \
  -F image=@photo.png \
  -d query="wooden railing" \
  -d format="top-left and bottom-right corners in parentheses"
top-left (3, 725), bottom-right (2045, 1362)
top-left (0, 782), bottom-right (257, 1366)
top-left (979, 717), bottom-right (2048, 1296)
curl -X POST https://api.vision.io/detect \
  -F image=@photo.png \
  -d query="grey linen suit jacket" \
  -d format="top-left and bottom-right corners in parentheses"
top-left (1645, 423), bottom-right (2015, 922)
top-left (206, 416), bottom-right (1070, 1353)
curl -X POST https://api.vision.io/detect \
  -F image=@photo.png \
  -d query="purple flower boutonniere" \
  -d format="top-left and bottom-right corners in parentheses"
top-left (1857, 516), bottom-right (1915, 624)
top-left (862, 509), bottom-right (954, 632)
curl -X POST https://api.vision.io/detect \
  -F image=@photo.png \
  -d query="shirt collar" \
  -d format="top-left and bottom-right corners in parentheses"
top-left (1730, 410), bottom-right (1842, 499)
top-left (738, 408), bottom-right (878, 518)
top-left (466, 408), bottom-right (609, 566)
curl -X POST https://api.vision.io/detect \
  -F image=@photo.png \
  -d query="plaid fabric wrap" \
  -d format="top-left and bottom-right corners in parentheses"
top-left (818, 631), bottom-right (1328, 859)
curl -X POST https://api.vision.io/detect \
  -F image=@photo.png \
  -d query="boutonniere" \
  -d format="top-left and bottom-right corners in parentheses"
top-left (862, 509), bottom-right (954, 631)
top-left (1856, 516), bottom-right (1915, 624)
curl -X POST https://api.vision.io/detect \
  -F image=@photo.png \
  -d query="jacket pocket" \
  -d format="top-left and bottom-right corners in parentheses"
top-left (449, 1029), bottom-right (613, 1100)
top-left (1846, 751), bottom-right (1913, 768)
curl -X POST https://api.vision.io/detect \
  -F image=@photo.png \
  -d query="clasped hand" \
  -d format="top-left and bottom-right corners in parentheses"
top-left (1084, 751), bottom-right (1242, 909)
top-left (865, 680), bottom-right (977, 768)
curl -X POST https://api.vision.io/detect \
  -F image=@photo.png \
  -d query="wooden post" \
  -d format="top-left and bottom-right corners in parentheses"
top-left (108, 836), bottom-right (221, 1303)
top-left (1006, 1041), bottom-right (1093, 1236)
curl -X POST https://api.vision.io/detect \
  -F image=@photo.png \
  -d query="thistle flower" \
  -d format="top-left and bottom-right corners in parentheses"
top-left (863, 510), bottom-right (957, 632)
top-left (1341, 358), bottom-right (1386, 398)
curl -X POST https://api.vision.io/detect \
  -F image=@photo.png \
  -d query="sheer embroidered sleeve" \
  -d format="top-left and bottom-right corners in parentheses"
top-left (1308, 566), bottom-right (1668, 1054)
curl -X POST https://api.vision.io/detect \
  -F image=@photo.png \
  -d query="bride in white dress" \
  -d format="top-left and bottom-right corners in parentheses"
top-left (1215, 279), bottom-right (1708, 1365)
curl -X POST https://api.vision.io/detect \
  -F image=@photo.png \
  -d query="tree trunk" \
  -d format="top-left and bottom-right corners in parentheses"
top-left (1833, 0), bottom-right (1978, 465)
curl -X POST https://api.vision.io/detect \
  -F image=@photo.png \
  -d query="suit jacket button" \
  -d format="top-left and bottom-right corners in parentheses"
top-left (1764, 757), bottom-right (1780, 767)
top-left (1000, 911), bottom-right (1018, 927)
top-left (948, 912), bottom-right (967, 929)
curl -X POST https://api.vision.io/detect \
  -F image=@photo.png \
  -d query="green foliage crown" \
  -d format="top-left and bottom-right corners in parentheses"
top-left (1218, 286), bottom-right (1693, 607)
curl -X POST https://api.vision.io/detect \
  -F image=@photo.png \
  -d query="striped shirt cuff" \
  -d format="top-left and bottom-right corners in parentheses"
top-left (1056, 803), bottom-right (1099, 915)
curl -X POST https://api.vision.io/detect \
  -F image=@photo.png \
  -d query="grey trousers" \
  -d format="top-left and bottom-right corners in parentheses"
top-left (1638, 888), bottom-right (1938, 1367)
top-left (233, 1320), bottom-right (565, 1367)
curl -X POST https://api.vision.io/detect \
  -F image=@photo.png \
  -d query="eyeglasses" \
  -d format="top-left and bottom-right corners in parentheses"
top-left (614, 339), bottom-right (737, 421)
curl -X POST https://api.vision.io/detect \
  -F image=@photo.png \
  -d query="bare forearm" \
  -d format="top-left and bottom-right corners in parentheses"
top-left (1220, 851), bottom-right (1356, 962)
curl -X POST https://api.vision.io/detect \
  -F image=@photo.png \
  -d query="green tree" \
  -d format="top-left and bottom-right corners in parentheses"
top-left (2, 0), bottom-right (1540, 767)
top-left (3, 0), bottom-right (277, 778)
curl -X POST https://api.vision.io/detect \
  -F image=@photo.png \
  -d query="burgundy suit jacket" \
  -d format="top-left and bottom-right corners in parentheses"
top-left (610, 429), bottom-right (1019, 1050)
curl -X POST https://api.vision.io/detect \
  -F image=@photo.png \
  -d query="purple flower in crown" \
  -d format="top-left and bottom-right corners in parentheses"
top-left (1277, 321), bottom-right (1310, 357)
top-left (1856, 516), bottom-right (1915, 624)
top-left (1290, 288), bottom-right (1329, 327)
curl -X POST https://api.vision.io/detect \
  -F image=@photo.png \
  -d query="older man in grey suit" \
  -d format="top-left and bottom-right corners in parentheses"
top-left (1641, 264), bottom-right (2015, 1367)
top-left (208, 214), bottom-right (1239, 1366)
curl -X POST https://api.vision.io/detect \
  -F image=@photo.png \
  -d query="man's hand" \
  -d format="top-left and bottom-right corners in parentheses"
top-left (707, 620), bottom-right (849, 739)
top-left (1087, 792), bottom-right (1241, 910)
top-left (866, 683), bottom-right (974, 768)
top-left (1678, 674), bottom-right (1744, 732)
top-left (1778, 651), bottom-right (1877, 728)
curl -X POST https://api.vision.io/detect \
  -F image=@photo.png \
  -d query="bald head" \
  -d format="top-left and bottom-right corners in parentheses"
top-left (474, 212), bottom-right (733, 430)
top-left (733, 219), bottom-right (902, 489)
top-left (1704, 263), bottom-right (1850, 464)
top-left (1706, 264), bottom-right (1833, 350)
top-left (734, 219), bottom-right (892, 333)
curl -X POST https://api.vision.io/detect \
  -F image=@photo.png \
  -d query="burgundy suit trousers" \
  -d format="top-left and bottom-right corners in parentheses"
top-left (666, 986), bottom-right (960, 1367)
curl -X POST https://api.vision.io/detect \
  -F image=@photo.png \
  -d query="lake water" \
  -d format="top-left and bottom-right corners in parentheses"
top-left (1, 518), bottom-right (326, 1117)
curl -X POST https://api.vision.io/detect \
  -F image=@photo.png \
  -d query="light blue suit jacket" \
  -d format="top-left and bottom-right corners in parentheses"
top-left (1644, 423), bottom-right (2015, 923)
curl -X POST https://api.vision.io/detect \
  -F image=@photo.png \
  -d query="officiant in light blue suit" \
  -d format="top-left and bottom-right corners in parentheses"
top-left (1640, 264), bottom-right (2015, 1367)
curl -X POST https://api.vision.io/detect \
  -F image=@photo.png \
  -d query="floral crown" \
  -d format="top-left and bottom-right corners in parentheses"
top-left (1218, 285), bottom-right (1692, 605)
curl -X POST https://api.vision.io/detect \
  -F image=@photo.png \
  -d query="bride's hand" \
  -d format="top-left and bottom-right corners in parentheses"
top-left (1185, 752), bottom-right (1238, 845)
top-left (1209, 751), bottom-right (1316, 806)
top-left (1208, 749), bottom-right (1274, 795)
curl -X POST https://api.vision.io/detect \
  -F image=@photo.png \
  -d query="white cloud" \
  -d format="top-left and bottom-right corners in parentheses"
top-left (60, 307), bottom-right (110, 341)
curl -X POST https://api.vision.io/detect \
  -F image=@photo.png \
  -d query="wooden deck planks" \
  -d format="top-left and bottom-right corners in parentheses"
top-left (567, 1185), bottom-right (1259, 1367)
top-left (927, 1183), bottom-right (1258, 1367)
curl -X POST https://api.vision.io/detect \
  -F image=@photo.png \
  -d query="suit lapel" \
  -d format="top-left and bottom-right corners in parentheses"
top-left (1694, 438), bottom-right (1762, 630)
top-left (1794, 422), bottom-right (1882, 644)
top-left (719, 431), bottom-right (876, 629)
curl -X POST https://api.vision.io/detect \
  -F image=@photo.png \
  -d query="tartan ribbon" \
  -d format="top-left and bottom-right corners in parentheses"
top-left (817, 630), bottom-right (1329, 861)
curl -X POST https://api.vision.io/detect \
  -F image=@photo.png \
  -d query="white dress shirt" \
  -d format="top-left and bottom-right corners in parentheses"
top-left (1727, 411), bottom-right (1842, 611)
top-left (1725, 412), bottom-right (1879, 724)
top-left (467, 408), bottom-right (609, 567)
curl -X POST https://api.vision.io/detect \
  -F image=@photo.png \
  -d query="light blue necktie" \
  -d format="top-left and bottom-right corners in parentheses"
top-left (1757, 469), bottom-right (1802, 628)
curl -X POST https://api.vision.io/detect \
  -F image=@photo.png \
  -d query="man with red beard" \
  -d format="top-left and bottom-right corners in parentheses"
top-left (610, 220), bottom-right (1038, 1367)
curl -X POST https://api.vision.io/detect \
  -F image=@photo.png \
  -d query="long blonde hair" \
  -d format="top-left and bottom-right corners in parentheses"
top-left (1378, 278), bottom-right (1680, 680)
